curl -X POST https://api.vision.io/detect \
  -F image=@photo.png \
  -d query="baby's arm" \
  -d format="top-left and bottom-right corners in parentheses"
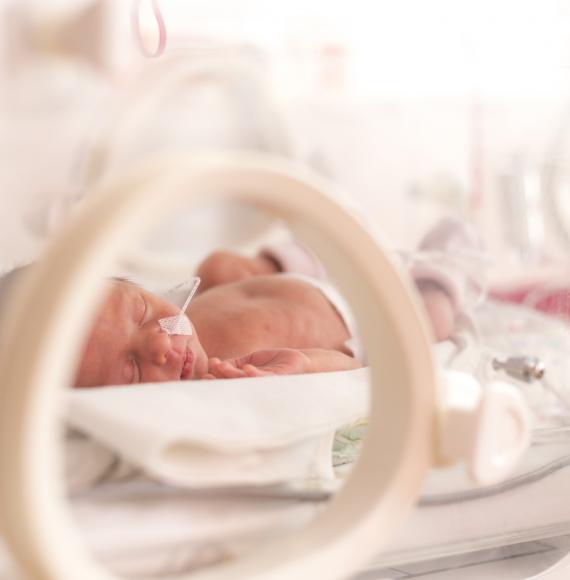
top-left (195, 251), bottom-right (279, 292)
top-left (409, 218), bottom-right (487, 342)
top-left (201, 348), bottom-right (360, 379)
top-left (416, 280), bottom-right (456, 342)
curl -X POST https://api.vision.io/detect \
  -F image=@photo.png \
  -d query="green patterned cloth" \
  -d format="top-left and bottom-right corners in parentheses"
top-left (332, 418), bottom-right (369, 478)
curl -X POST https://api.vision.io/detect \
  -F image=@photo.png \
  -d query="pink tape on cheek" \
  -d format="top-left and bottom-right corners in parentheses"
top-left (158, 315), bottom-right (193, 336)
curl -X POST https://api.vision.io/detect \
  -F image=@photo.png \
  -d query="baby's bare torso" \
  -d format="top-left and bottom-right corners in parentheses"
top-left (186, 275), bottom-right (350, 360)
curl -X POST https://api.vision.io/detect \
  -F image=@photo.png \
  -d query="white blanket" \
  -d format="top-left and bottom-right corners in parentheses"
top-left (65, 299), bottom-right (570, 494)
top-left (67, 368), bottom-right (370, 489)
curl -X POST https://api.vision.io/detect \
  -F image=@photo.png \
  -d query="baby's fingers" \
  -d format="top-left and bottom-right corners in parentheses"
top-left (243, 364), bottom-right (275, 377)
top-left (215, 360), bottom-right (247, 378)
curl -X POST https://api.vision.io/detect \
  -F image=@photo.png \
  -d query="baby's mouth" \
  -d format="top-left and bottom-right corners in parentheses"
top-left (180, 349), bottom-right (194, 380)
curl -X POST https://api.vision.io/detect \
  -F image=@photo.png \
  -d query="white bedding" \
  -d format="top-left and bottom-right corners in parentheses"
top-left (66, 368), bottom-right (370, 490)
top-left (2, 300), bottom-right (570, 578)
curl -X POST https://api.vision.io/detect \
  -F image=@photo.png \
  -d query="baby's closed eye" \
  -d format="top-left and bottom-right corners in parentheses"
top-left (136, 294), bottom-right (148, 325)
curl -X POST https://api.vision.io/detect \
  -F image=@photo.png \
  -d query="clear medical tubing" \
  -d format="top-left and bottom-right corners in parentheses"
top-left (0, 152), bottom-right (437, 580)
top-left (542, 102), bottom-right (570, 252)
top-left (158, 277), bottom-right (200, 335)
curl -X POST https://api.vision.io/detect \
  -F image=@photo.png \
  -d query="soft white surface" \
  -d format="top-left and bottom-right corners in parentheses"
top-left (0, 303), bottom-right (566, 578)
top-left (67, 368), bottom-right (370, 487)
top-left (64, 300), bottom-right (570, 495)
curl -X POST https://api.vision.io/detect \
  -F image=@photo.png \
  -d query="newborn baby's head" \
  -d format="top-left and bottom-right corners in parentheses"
top-left (74, 281), bottom-right (208, 387)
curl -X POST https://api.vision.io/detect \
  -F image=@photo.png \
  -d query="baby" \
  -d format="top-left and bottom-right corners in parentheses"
top-left (75, 219), bottom-right (483, 387)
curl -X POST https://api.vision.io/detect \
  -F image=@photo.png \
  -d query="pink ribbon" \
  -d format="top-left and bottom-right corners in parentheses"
top-left (131, 0), bottom-right (167, 58)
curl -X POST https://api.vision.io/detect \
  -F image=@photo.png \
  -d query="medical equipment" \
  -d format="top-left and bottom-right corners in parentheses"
top-left (542, 103), bottom-right (570, 257)
top-left (0, 153), bottom-right (438, 580)
top-left (131, 0), bottom-right (166, 59)
top-left (2, 3), bottom-right (570, 578)
top-left (499, 156), bottom-right (547, 265)
top-left (498, 100), bottom-right (570, 268)
top-left (158, 276), bottom-right (200, 336)
top-left (493, 356), bottom-right (546, 383)
top-left (0, 152), bottom-right (537, 580)
top-left (490, 355), bottom-right (570, 426)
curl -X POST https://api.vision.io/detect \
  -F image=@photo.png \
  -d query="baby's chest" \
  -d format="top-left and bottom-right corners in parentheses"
top-left (192, 277), bottom-right (346, 358)
top-left (238, 280), bottom-right (344, 348)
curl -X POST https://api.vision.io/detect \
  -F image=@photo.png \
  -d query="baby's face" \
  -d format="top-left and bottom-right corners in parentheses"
top-left (74, 282), bottom-right (208, 387)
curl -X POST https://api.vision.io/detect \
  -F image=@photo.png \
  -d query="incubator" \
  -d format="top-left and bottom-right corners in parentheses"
top-left (1, 2), bottom-right (570, 580)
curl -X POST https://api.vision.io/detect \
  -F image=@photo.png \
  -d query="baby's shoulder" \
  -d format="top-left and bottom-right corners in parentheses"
top-left (240, 274), bottom-right (323, 305)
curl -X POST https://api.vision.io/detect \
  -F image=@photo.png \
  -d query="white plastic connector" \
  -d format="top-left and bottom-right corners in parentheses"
top-left (438, 370), bottom-right (531, 486)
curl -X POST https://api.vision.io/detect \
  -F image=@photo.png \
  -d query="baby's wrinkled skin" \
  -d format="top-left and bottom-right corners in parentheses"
top-left (74, 252), bottom-right (455, 387)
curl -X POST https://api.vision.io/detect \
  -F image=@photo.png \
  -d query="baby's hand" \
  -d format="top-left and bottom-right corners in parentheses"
top-left (202, 349), bottom-right (311, 379)
top-left (417, 281), bottom-right (456, 342)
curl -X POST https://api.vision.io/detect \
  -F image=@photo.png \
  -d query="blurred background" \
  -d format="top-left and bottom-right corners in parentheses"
top-left (1, 0), bottom-right (570, 284)
top-left (2, 3), bottom-right (570, 579)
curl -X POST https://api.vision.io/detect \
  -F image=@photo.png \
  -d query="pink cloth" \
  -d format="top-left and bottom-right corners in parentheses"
top-left (407, 217), bottom-right (487, 315)
top-left (258, 218), bottom-right (486, 361)
top-left (491, 284), bottom-right (570, 321)
top-left (259, 217), bottom-right (487, 318)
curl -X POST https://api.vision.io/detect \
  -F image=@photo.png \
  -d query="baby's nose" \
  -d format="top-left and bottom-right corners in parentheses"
top-left (143, 330), bottom-right (172, 366)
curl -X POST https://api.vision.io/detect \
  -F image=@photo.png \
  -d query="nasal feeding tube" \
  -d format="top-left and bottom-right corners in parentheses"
top-left (158, 277), bottom-right (200, 336)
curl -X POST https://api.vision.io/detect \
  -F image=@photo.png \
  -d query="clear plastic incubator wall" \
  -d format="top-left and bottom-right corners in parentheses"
top-left (1, 1), bottom-right (570, 580)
